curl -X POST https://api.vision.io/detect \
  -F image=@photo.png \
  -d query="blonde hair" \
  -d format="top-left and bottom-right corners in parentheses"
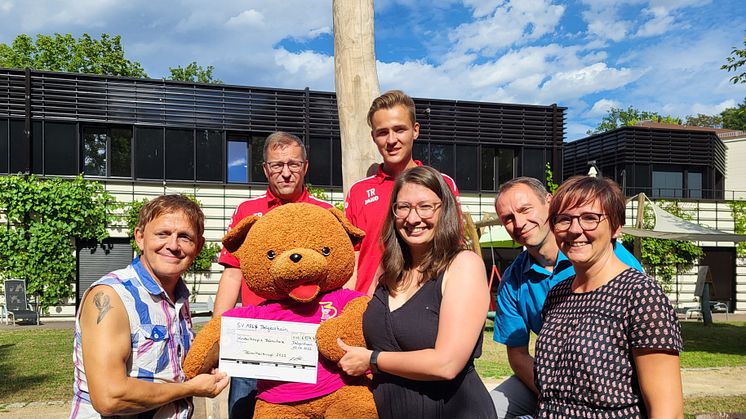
top-left (367, 90), bottom-right (416, 127)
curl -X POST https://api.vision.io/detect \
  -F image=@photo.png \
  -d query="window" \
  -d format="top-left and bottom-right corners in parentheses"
top-left (687, 172), bottom-right (702, 199)
top-left (9, 120), bottom-right (43, 174)
top-left (196, 129), bottom-right (223, 181)
top-left (83, 126), bottom-right (132, 177)
top-left (428, 143), bottom-right (454, 176)
top-left (482, 146), bottom-right (515, 191)
top-left (110, 128), bottom-right (132, 177)
top-left (227, 134), bottom-right (266, 184)
top-left (332, 137), bottom-right (342, 186)
top-left (82, 127), bottom-right (107, 176)
top-left (165, 128), bottom-right (194, 180)
top-left (308, 137), bottom-right (331, 186)
top-left (251, 136), bottom-right (266, 183)
top-left (9, 119), bottom-right (27, 173)
top-left (455, 144), bottom-right (478, 191)
top-left (33, 121), bottom-right (42, 174)
top-left (306, 136), bottom-right (343, 187)
top-left (413, 142), bottom-right (429, 164)
top-left (227, 141), bottom-right (248, 183)
top-left (135, 127), bottom-right (164, 179)
top-left (0, 119), bottom-right (7, 173)
top-left (44, 122), bottom-right (77, 175)
top-left (522, 148), bottom-right (544, 181)
top-left (652, 170), bottom-right (683, 198)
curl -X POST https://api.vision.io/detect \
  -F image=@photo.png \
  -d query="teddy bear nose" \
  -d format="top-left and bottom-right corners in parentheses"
top-left (290, 253), bottom-right (303, 263)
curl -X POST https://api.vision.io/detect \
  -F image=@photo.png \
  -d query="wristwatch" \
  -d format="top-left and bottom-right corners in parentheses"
top-left (369, 350), bottom-right (381, 374)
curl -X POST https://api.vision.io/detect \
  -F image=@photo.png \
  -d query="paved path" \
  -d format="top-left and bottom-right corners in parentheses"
top-left (2, 367), bottom-right (745, 418)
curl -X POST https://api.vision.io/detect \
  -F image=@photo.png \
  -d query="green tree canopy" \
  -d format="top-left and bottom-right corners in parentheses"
top-left (588, 106), bottom-right (682, 135)
top-left (722, 34), bottom-right (746, 84)
top-left (0, 33), bottom-right (147, 77)
top-left (684, 113), bottom-right (723, 128)
top-left (0, 175), bottom-right (117, 309)
top-left (168, 62), bottom-right (222, 84)
top-left (721, 98), bottom-right (746, 131)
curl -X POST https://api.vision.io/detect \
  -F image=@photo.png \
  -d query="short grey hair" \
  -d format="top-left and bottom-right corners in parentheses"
top-left (263, 131), bottom-right (307, 161)
top-left (495, 177), bottom-right (549, 205)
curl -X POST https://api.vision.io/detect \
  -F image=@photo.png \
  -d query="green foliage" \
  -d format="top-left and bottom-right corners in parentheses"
top-left (306, 183), bottom-right (344, 211)
top-left (729, 200), bottom-right (746, 259)
top-left (623, 200), bottom-right (703, 292)
top-left (0, 33), bottom-right (147, 77)
top-left (684, 113), bottom-right (723, 128)
top-left (544, 162), bottom-right (558, 194)
top-left (588, 106), bottom-right (682, 135)
top-left (124, 196), bottom-right (220, 274)
top-left (0, 175), bottom-right (116, 309)
top-left (721, 34), bottom-right (746, 84)
top-left (168, 61), bottom-right (222, 84)
top-left (720, 98), bottom-right (746, 131)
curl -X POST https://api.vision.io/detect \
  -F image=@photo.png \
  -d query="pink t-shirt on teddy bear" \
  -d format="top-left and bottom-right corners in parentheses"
top-left (224, 288), bottom-right (365, 404)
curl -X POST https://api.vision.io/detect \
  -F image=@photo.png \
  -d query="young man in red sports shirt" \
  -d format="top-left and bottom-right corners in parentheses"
top-left (344, 90), bottom-right (459, 295)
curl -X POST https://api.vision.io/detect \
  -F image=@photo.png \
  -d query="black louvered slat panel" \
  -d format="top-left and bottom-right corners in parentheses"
top-left (1, 67), bottom-right (567, 188)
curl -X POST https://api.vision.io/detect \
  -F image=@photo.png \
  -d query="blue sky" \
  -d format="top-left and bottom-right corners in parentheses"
top-left (0, 0), bottom-right (744, 140)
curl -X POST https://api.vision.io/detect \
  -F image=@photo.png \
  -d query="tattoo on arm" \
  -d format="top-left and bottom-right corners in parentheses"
top-left (93, 292), bottom-right (111, 324)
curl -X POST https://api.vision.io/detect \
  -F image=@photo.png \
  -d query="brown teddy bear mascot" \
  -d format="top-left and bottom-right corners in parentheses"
top-left (183, 203), bottom-right (378, 419)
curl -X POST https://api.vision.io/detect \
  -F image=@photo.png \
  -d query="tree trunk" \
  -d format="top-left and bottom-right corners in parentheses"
top-left (333, 0), bottom-right (381, 195)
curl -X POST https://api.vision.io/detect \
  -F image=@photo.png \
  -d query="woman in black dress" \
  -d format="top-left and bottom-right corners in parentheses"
top-left (337, 166), bottom-right (496, 419)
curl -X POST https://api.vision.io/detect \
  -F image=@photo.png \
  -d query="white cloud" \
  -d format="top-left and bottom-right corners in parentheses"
top-left (587, 98), bottom-right (622, 117)
top-left (580, 0), bottom-right (638, 42)
top-left (226, 9), bottom-right (265, 28)
top-left (272, 49), bottom-right (334, 89)
top-left (539, 62), bottom-right (639, 102)
top-left (689, 99), bottom-right (737, 116)
top-left (633, 6), bottom-right (675, 38)
top-left (580, 0), bottom-right (713, 42)
top-left (451, 0), bottom-right (565, 55)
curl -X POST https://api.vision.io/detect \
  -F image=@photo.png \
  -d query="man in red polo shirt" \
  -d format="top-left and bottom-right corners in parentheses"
top-left (213, 130), bottom-right (332, 419)
top-left (344, 90), bottom-right (459, 295)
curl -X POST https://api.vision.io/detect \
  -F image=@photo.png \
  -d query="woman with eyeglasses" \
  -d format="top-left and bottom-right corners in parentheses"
top-left (535, 175), bottom-right (683, 418)
top-left (336, 166), bottom-right (497, 419)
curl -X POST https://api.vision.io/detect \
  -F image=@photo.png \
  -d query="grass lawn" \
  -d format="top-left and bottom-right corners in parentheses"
top-left (0, 320), bottom-right (745, 416)
top-left (0, 328), bottom-right (74, 403)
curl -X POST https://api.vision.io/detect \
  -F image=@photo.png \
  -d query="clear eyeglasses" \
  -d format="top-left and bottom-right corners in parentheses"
top-left (552, 212), bottom-right (606, 231)
top-left (264, 160), bottom-right (304, 174)
top-left (392, 201), bottom-right (442, 219)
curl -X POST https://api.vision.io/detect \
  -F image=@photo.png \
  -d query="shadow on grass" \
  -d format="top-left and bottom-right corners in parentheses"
top-left (0, 341), bottom-right (53, 400)
top-left (682, 322), bottom-right (746, 356)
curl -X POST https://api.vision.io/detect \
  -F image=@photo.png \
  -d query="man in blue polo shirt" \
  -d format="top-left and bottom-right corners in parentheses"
top-left (490, 177), bottom-right (643, 418)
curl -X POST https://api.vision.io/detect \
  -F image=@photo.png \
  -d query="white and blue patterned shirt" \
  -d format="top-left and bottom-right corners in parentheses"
top-left (70, 256), bottom-right (194, 419)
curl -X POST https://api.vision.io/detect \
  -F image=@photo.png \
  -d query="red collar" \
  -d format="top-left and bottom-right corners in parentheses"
top-left (265, 186), bottom-right (311, 207)
top-left (375, 160), bottom-right (423, 183)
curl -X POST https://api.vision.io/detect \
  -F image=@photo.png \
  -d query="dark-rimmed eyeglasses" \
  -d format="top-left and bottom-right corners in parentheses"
top-left (552, 212), bottom-right (606, 231)
top-left (264, 160), bottom-right (304, 174)
top-left (392, 201), bottom-right (442, 219)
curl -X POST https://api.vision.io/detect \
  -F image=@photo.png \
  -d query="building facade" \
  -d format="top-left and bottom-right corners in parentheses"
top-left (565, 124), bottom-right (745, 312)
top-left (0, 67), bottom-right (565, 318)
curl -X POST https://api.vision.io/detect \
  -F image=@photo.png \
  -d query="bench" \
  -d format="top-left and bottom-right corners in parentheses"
top-left (3, 279), bottom-right (39, 325)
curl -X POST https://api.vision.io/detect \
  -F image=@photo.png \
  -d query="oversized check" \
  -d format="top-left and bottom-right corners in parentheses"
top-left (219, 317), bottom-right (319, 383)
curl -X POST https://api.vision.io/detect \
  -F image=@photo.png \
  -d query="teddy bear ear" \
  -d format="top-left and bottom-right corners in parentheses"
top-left (222, 215), bottom-right (261, 253)
top-left (327, 207), bottom-right (365, 246)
